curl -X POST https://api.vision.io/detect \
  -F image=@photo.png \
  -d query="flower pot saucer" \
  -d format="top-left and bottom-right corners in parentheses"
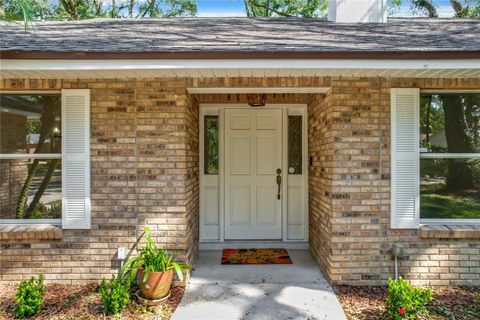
top-left (135, 289), bottom-right (171, 307)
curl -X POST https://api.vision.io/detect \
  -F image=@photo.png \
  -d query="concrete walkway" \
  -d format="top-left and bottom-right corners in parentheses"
top-left (172, 250), bottom-right (347, 320)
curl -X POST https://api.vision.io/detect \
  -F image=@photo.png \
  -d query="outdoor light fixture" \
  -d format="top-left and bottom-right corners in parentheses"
top-left (392, 242), bottom-right (405, 280)
top-left (247, 93), bottom-right (267, 107)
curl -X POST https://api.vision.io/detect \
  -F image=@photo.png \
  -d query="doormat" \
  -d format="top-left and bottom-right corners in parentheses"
top-left (221, 248), bottom-right (292, 265)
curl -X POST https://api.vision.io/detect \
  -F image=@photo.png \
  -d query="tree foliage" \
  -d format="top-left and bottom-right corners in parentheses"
top-left (391, 0), bottom-right (480, 18)
top-left (243, 0), bottom-right (327, 17)
top-left (0, 0), bottom-right (197, 21)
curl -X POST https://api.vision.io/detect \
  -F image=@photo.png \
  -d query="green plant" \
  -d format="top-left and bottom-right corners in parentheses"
top-left (120, 227), bottom-right (189, 286)
top-left (47, 200), bottom-right (61, 218)
top-left (13, 274), bottom-right (46, 319)
top-left (385, 277), bottom-right (432, 320)
top-left (30, 202), bottom-right (47, 219)
top-left (100, 275), bottom-right (131, 315)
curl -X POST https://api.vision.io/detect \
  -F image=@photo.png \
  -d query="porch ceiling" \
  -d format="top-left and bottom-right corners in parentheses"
top-left (1, 59), bottom-right (479, 79)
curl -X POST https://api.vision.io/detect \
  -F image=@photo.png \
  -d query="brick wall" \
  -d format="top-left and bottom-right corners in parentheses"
top-left (307, 77), bottom-right (480, 286)
top-left (0, 78), bottom-right (200, 283)
top-left (1, 76), bottom-right (479, 286)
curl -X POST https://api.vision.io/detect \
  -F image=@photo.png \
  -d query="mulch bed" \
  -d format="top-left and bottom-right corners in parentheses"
top-left (0, 283), bottom-right (184, 320)
top-left (336, 285), bottom-right (480, 320)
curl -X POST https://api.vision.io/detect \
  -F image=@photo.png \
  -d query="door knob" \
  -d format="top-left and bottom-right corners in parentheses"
top-left (276, 168), bottom-right (282, 200)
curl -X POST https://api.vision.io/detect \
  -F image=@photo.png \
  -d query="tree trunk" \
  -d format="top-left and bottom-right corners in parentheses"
top-left (425, 96), bottom-right (431, 145)
top-left (26, 159), bottom-right (60, 216)
top-left (16, 99), bottom-right (57, 218)
top-left (440, 94), bottom-right (475, 190)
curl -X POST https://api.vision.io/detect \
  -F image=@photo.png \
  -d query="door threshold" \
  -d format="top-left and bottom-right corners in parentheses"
top-left (199, 240), bottom-right (309, 251)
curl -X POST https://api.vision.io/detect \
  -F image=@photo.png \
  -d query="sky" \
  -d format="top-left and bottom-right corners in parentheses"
top-left (195, 0), bottom-right (456, 17)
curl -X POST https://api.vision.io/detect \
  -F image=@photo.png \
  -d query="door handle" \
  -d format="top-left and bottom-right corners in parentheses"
top-left (276, 168), bottom-right (282, 200)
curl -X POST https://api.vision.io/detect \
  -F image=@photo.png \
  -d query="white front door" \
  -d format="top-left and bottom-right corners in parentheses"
top-left (224, 108), bottom-right (283, 239)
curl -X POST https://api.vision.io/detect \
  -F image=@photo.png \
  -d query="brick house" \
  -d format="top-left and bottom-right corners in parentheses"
top-left (1, 3), bottom-right (479, 286)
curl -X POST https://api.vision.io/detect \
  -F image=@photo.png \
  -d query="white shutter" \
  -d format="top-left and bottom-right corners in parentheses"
top-left (62, 89), bottom-right (91, 229)
top-left (390, 88), bottom-right (420, 229)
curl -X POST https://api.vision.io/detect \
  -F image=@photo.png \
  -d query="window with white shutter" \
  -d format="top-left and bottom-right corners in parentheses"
top-left (61, 89), bottom-right (91, 229)
top-left (390, 88), bottom-right (420, 229)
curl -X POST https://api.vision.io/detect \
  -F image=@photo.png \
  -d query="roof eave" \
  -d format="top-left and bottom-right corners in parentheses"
top-left (2, 50), bottom-right (480, 60)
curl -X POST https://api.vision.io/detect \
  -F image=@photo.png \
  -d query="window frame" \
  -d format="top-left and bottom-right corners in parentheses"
top-left (0, 90), bottom-right (62, 226)
top-left (418, 90), bottom-right (480, 226)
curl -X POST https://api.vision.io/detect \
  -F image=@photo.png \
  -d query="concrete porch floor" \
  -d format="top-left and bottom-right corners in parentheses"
top-left (172, 250), bottom-right (347, 320)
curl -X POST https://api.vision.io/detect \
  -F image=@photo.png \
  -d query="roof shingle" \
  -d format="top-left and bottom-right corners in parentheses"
top-left (1, 17), bottom-right (479, 54)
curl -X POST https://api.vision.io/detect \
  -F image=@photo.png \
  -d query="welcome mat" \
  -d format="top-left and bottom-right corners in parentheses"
top-left (221, 248), bottom-right (292, 265)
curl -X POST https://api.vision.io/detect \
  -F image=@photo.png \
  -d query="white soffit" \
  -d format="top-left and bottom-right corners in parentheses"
top-left (1, 59), bottom-right (479, 79)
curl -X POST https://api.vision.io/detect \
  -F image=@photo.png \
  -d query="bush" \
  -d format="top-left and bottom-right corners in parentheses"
top-left (385, 277), bottom-right (432, 320)
top-left (14, 274), bottom-right (46, 319)
top-left (100, 275), bottom-right (131, 315)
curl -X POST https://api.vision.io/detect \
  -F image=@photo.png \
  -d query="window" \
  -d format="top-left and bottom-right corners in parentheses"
top-left (204, 115), bottom-right (219, 175)
top-left (1, 94), bottom-right (62, 221)
top-left (419, 93), bottom-right (480, 220)
top-left (288, 115), bottom-right (302, 174)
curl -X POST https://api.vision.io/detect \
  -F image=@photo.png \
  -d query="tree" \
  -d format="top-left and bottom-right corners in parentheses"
top-left (391, 0), bottom-right (480, 18)
top-left (440, 95), bottom-right (476, 190)
top-left (0, 0), bottom-right (197, 21)
top-left (243, 0), bottom-right (327, 17)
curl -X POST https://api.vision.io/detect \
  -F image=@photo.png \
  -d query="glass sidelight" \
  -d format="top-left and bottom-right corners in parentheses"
top-left (288, 115), bottom-right (302, 174)
top-left (204, 115), bottom-right (219, 175)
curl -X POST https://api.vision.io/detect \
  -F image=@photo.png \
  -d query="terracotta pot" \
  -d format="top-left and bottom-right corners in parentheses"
top-left (138, 269), bottom-right (173, 300)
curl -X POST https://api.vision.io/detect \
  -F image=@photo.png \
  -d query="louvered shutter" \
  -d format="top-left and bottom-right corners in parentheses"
top-left (62, 89), bottom-right (91, 229)
top-left (390, 88), bottom-right (420, 229)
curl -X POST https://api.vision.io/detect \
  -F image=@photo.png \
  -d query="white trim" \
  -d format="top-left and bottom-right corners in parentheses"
top-left (0, 219), bottom-right (61, 225)
top-left (421, 89), bottom-right (480, 94)
top-left (0, 91), bottom-right (62, 225)
top-left (420, 220), bottom-right (480, 225)
top-left (199, 103), bottom-right (309, 242)
top-left (200, 240), bottom-right (309, 250)
top-left (0, 90), bottom-right (62, 94)
top-left (188, 87), bottom-right (329, 94)
top-left (0, 154), bottom-right (61, 160)
top-left (200, 103), bottom-right (307, 109)
top-left (420, 153), bottom-right (480, 159)
top-left (282, 108), bottom-right (288, 241)
top-left (3, 59), bottom-right (479, 71)
top-left (390, 88), bottom-right (420, 229)
top-left (61, 89), bottom-right (91, 229)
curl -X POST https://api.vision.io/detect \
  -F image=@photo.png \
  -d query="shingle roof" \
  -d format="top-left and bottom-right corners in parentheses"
top-left (1, 17), bottom-right (479, 54)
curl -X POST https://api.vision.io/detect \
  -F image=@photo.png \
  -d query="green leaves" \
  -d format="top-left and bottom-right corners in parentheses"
top-left (14, 274), bottom-right (45, 319)
top-left (244, 0), bottom-right (327, 18)
top-left (100, 274), bottom-right (131, 315)
top-left (385, 277), bottom-right (432, 320)
top-left (119, 227), bottom-right (190, 284)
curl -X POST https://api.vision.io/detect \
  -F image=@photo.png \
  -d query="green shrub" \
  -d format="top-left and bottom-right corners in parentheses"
top-left (385, 277), bottom-right (432, 320)
top-left (100, 275), bottom-right (131, 315)
top-left (14, 274), bottom-right (46, 319)
top-left (47, 200), bottom-right (62, 218)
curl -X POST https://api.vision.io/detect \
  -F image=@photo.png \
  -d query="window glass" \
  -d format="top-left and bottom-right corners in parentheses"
top-left (204, 116), bottom-right (219, 175)
top-left (420, 158), bottom-right (480, 219)
top-left (1, 160), bottom-right (62, 219)
top-left (420, 94), bottom-right (480, 153)
top-left (420, 93), bottom-right (480, 220)
top-left (288, 115), bottom-right (302, 174)
top-left (0, 94), bottom-right (61, 220)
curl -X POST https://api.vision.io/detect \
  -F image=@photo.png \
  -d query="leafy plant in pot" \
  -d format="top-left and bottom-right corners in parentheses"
top-left (120, 227), bottom-right (189, 300)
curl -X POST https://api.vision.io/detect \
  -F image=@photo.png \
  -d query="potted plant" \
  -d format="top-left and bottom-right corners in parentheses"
top-left (120, 227), bottom-right (189, 300)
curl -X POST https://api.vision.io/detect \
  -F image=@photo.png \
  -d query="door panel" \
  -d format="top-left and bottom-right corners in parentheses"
top-left (225, 108), bottom-right (282, 240)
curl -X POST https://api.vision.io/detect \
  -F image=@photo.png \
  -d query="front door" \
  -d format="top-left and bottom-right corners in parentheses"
top-left (224, 108), bottom-right (283, 239)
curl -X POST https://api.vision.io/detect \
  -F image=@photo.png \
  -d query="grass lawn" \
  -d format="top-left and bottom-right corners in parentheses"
top-left (420, 194), bottom-right (480, 219)
top-left (337, 285), bottom-right (480, 320)
top-left (0, 283), bottom-right (184, 320)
